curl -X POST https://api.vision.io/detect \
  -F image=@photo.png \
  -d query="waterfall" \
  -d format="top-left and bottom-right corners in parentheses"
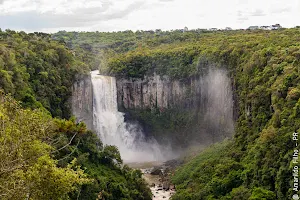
top-left (91, 70), bottom-right (163, 162)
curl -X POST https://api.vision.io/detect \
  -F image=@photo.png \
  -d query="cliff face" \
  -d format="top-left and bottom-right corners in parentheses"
top-left (71, 74), bottom-right (93, 129)
top-left (116, 73), bottom-right (201, 110)
top-left (116, 68), bottom-right (234, 147)
top-left (71, 68), bottom-right (234, 148)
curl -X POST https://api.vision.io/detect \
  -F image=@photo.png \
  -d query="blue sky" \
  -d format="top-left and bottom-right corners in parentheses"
top-left (0, 0), bottom-right (299, 32)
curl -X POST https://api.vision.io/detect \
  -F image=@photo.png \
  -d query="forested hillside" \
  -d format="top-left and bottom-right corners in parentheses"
top-left (0, 30), bottom-right (152, 200)
top-left (0, 30), bottom-right (90, 118)
top-left (104, 28), bottom-right (300, 199)
top-left (2, 27), bottom-right (300, 199)
top-left (51, 29), bottom-right (208, 71)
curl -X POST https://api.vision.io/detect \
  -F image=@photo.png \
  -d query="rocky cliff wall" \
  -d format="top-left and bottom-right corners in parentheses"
top-left (71, 68), bottom-right (234, 148)
top-left (116, 73), bottom-right (202, 110)
top-left (71, 74), bottom-right (93, 129)
top-left (116, 68), bottom-right (234, 147)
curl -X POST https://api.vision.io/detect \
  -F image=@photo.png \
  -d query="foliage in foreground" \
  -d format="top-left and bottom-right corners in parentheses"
top-left (53, 118), bottom-right (152, 200)
top-left (3, 27), bottom-right (300, 199)
top-left (0, 92), bottom-right (90, 199)
top-left (0, 30), bottom-right (152, 200)
top-left (0, 92), bottom-right (152, 200)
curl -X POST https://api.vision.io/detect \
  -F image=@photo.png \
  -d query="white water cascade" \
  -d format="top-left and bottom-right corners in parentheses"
top-left (91, 70), bottom-right (163, 162)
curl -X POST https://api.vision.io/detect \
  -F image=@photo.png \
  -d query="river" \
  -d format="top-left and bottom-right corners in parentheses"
top-left (128, 161), bottom-right (177, 200)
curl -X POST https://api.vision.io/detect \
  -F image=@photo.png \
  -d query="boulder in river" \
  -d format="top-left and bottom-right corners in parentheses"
top-left (150, 167), bottom-right (162, 175)
top-left (163, 181), bottom-right (170, 190)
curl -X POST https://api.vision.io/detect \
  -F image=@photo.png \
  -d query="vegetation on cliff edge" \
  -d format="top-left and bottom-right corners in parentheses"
top-left (0, 29), bottom-right (152, 200)
top-left (105, 28), bottom-right (300, 199)
top-left (2, 27), bottom-right (300, 199)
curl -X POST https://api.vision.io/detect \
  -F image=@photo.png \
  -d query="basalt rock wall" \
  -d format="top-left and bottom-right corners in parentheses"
top-left (71, 74), bottom-right (93, 129)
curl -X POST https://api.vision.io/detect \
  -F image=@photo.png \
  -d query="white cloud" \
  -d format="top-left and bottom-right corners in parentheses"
top-left (0, 0), bottom-right (299, 32)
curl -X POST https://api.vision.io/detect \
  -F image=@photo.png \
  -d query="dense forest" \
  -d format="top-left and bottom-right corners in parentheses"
top-left (105, 28), bottom-right (300, 199)
top-left (101, 28), bottom-right (300, 199)
top-left (0, 30), bottom-right (90, 118)
top-left (51, 29), bottom-right (212, 72)
top-left (1, 27), bottom-right (300, 199)
top-left (0, 30), bottom-right (151, 200)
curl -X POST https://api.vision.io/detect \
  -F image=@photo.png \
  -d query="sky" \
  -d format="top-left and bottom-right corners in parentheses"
top-left (0, 0), bottom-right (299, 33)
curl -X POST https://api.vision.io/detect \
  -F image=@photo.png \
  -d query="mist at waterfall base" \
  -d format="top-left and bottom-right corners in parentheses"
top-left (91, 70), bottom-right (169, 162)
top-left (195, 67), bottom-right (234, 145)
top-left (90, 67), bottom-right (234, 163)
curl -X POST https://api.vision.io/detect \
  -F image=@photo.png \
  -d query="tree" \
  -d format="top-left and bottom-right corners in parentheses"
top-left (0, 92), bottom-right (90, 199)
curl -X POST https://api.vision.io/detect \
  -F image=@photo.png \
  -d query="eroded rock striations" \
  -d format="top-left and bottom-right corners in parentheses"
top-left (116, 68), bottom-right (234, 147)
top-left (72, 67), bottom-right (234, 149)
top-left (116, 73), bottom-right (201, 110)
top-left (71, 74), bottom-right (93, 129)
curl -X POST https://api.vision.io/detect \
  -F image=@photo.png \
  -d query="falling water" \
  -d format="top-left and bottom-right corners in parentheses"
top-left (91, 70), bottom-right (163, 162)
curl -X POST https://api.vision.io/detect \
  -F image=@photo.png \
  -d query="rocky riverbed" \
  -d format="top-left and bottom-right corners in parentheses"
top-left (128, 160), bottom-right (182, 200)
top-left (142, 169), bottom-right (175, 200)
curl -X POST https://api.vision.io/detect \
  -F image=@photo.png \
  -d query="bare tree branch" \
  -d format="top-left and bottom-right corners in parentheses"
top-left (57, 140), bottom-right (80, 162)
top-left (52, 132), bottom-right (78, 153)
